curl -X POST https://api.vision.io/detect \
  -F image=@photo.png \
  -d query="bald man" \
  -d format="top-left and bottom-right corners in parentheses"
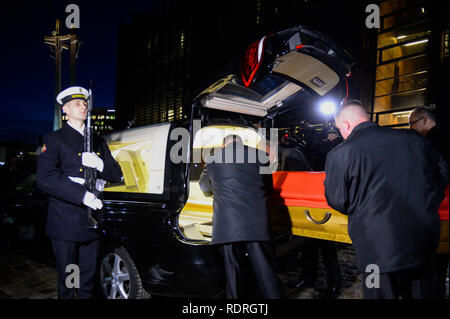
top-left (324, 100), bottom-right (448, 299)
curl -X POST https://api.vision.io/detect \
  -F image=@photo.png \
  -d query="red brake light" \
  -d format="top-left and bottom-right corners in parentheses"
top-left (242, 36), bottom-right (266, 88)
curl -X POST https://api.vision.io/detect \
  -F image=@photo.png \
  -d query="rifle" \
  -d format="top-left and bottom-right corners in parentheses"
top-left (83, 85), bottom-right (99, 229)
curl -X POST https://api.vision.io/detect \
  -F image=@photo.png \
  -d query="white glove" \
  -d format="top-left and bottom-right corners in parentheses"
top-left (82, 191), bottom-right (103, 210)
top-left (82, 152), bottom-right (104, 172)
top-left (96, 179), bottom-right (107, 192)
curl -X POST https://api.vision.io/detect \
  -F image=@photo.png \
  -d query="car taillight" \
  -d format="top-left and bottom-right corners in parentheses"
top-left (241, 36), bottom-right (266, 88)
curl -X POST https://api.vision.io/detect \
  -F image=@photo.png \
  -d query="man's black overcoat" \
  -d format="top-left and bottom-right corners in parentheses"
top-left (199, 143), bottom-right (273, 245)
top-left (324, 121), bottom-right (448, 273)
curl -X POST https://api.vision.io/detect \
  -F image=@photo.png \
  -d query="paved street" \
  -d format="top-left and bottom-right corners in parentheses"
top-left (0, 245), bottom-right (57, 299)
top-left (0, 241), bottom-right (447, 299)
top-left (279, 242), bottom-right (365, 299)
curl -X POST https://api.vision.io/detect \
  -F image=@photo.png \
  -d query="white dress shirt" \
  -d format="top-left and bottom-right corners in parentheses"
top-left (67, 120), bottom-right (85, 136)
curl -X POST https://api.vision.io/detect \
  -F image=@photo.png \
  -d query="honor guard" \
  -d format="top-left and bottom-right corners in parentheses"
top-left (36, 86), bottom-right (123, 299)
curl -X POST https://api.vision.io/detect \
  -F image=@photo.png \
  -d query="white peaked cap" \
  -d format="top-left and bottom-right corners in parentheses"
top-left (56, 86), bottom-right (90, 105)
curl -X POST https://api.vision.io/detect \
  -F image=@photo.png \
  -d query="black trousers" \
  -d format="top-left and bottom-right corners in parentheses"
top-left (299, 239), bottom-right (342, 288)
top-left (361, 260), bottom-right (440, 299)
top-left (219, 241), bottom-right (285, 299)
top-left (51, 238), bottom-right (99, 299)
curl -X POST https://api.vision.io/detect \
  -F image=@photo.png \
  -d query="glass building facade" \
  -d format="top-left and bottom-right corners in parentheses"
top-left (371, 0), bottom-right (449, 128)
top-left (62, 108), bottom-right (116, 133)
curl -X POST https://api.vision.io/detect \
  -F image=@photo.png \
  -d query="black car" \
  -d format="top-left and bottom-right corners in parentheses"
top-left (1, 25), bottom-right (354, 299)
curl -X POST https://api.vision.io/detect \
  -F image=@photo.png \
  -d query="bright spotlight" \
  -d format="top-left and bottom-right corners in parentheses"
top-left (319, 100), bottom-right (337, 115)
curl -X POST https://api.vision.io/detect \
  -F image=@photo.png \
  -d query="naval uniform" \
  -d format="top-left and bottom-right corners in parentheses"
top-left (36, 122), bottom-right (122, 299)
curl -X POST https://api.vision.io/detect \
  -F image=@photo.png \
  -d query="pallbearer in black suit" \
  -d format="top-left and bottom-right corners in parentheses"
top-left (36, 86), bottom-right (123, 299)
top-left (199, 135), bottom-right (284, 299)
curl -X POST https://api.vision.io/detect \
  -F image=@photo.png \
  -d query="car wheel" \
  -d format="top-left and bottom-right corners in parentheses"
top-left (99, 246), bottom-right (151, 299)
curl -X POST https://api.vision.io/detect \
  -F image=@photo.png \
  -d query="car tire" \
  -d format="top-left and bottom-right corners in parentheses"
top-left (99, 246), bottom-right (151, 299)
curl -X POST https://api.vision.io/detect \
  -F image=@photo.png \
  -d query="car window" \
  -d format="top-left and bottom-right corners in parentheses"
top-left (179, 124), bottom-right (273, 242)
top-left (103, 123), bottom-right (171, 195)
top-left (192, 125), bottom-right (265, 150)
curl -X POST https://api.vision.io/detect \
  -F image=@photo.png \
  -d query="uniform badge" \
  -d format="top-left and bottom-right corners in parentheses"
top-left (41, 144), bottom-right (47, 153)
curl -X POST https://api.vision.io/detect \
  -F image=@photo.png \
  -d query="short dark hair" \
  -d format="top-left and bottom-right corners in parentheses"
top-left (410, 106), bottom-right (436, 122)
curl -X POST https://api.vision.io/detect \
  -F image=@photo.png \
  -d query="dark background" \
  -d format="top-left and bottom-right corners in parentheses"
top-left (0, 1), bottom-right (162, 143)
top-left (0, 0), bottom-right (369, 144)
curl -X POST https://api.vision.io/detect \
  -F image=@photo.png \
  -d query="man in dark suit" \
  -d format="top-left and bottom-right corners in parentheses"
top-left (199, 135), bottom-right (284, 299)
top-left (409, 106), bottom-right (449, 164)
top-left (409, 106), bottom-right (449, 299)
top-left (324, 100), bottom-right (448, 299)
top-left (36, 86), bottom-right (123, 299)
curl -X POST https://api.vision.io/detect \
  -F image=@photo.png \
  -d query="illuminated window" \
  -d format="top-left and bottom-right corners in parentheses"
top-left (379, 0), bottom-right (424, 16)
top-left (444, 28), bottom-right (449, 58)
top-left (256, 0), bottom-right (261, 24)
top-left (381, 3), bottom-right (429, 31)
top-left (377, 25), bottom-right (431, 49)
top-left (379, 39), bottom-right (428, 63)
top-left (168, 109), bottom-right (174, 121)
top-left (375, 71), bottom-right (428, 98)
top-left (180, 32), bottom-right (184, 50)
top-left (374, 0), bottom-right (432, 126)
top-left (376, 55), bottom-right (428, 81)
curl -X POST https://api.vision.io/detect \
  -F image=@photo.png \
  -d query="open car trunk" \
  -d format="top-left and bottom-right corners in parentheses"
top-left (176, 25), bottom-right (449, 255)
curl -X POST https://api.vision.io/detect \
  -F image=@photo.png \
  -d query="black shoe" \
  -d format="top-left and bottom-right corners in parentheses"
top-left (323, 286), bottom-right (339, 299)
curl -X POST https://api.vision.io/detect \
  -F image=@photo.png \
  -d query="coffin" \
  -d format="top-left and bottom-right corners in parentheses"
top-left (179, 171), bottom-right (448, 254)
top-left (268, 171), bottom-right (449, 255)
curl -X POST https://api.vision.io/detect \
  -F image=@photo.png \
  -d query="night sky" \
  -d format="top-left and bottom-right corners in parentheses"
top-left (1, 0), bottom-right (365, 145)
top-left (0, 1), bottom-right (161, 144)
